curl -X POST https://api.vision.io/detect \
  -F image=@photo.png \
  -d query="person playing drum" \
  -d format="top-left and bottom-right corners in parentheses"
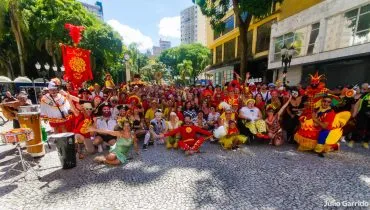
top-left (40, 78), bottom-right (73, 133)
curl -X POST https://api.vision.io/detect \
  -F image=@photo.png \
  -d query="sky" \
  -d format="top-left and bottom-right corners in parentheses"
top-left (81, 0), bottom-right (195, 52)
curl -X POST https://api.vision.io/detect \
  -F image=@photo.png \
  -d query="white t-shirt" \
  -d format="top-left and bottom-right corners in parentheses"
top-left (96, 117), bottom-right (117, 130)
top-left (239, 106), bottom-right (260, 122)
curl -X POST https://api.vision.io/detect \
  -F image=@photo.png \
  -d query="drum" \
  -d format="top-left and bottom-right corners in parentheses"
top-left (1, 128), bottom-right (33, 144)
top-left (18, 105), bottom-right (40, 113)
top-left (17, 111), bottom-right (45, 157)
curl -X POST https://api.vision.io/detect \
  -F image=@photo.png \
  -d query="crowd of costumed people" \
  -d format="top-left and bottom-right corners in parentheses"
top-left (2, 71), bottom-right (369, 165)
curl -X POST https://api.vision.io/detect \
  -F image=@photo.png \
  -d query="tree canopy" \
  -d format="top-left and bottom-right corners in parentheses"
top-left (158, 43), bottom-right (211, 84)
top-left (0, 0), bottom-right (127, 84)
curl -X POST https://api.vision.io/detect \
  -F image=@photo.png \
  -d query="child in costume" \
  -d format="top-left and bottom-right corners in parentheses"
top-left (265, 95), bottom-right (291, 146)
top-left (165, 112), bottom-right (182, 149)
top-left (104, 72), bottom-right (115, 90)
top-left (218, 120), bottom-right (247, 150)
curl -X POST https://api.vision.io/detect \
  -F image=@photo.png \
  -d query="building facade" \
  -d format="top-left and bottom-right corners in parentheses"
top-left (181, 5), bottom-right (207, 45)
top-left (159, 39), bottom-right (171, 51)
top-left (205, 0), bottom-right (322, 86)
top-left (152, 39), bottom-right (172, 57)
top-left (268, 0), bottom-right (370, 88)
top-left (81, 1), bottom-right (104, 20)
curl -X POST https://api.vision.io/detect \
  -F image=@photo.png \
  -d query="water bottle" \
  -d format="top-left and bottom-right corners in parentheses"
top-left (41, 126), bottom-right (48, 142)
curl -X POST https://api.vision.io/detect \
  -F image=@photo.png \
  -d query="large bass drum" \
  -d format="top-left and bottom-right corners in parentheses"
top-left (17, 111), bottom-right (45, 157)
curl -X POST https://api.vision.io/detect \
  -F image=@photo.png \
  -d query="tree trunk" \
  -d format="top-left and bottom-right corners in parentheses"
top-left (9, 2), bottom-right (25, 76)
top-left (7, 57), bottom-right (14, 79)
top-left (233, 0), bottom-right (252, 82)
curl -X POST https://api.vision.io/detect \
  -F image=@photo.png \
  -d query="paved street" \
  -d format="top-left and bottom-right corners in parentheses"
top-left (0, 123), bottom-right (370, 210)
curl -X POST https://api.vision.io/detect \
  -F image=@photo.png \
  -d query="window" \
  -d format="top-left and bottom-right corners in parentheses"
top-left (307, 23), bottom-right (320, 55)
top-left (326, 4), bottom-right (370, 51)
top-left (214, 30), bottom-right (221, 40)
top-left (216, 45), bottom-right (223, 64)
top-left (211, 49), bottom-right (214, 64)
top-left (273, 27), bottom-right (308, 61)
top-left (223, 15), bottom-right (235, 34)
top-left (224, 39), bottom-right (236, 61)
top-left (256, 20), bottom-right (274, 53)
top-left (273, 32), bottom-right (294, 61)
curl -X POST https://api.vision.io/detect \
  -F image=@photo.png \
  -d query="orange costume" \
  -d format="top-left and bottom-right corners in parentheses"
top-left (164, 125), bottom-right (212, 152)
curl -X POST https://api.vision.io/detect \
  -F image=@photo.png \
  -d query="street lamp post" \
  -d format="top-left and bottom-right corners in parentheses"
top-left (124, 54), bottom-right (130, 83)
top-left (280, 44), bottom-right (295, 86)
top-left (35, 62), bottom-right (48, 84)
top-left (53, 64), bottom-right (65, 79)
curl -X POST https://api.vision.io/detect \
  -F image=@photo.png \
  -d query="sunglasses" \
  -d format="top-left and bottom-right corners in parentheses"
top-left (84, 108), bottom-right (93, 111)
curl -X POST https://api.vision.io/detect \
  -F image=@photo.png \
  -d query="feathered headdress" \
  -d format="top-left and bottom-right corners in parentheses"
top-left (309, 72), bottom-right (325, 85)
top-left (64, 23), bottom-right (85, 46)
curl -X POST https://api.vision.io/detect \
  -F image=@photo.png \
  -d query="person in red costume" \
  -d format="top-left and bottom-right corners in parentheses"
top-left (301, 72), bottom-right (329, 118)
top-left (69, 100), bottom-right (95, 159)
top-left (160, 115), bottom-right (212, 155)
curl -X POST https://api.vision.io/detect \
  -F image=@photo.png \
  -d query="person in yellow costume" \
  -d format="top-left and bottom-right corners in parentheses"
top-left (218, 120), bottom-right (247, 150)
top-left (104, 72), bottom-right (115, 89)
top-left (295, 95), bottom-right (351, 155)
top-left (238, 99), bottom-right (268, 138)
top-left (165, 112), bottom-right (182, 149)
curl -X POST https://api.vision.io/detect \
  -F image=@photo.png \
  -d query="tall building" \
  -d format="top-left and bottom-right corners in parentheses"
top-left (152, 39), bottom-right (172, 57)
top-left (268, 0), bottom-right (370, 88)
top-left (204, 0), bottom-right (322, 86)
top-left (152, 46), bottom-right (162, 57)
top-left (159, 39), bottom-right (171, 50)
top-left (181, 5), bottom-right (207, 45)
top-left (81, 1), bottom-right (104, 20)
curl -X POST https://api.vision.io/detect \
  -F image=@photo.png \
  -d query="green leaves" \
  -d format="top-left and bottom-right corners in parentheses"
top-left (158, 43), bottom-right (211, 81)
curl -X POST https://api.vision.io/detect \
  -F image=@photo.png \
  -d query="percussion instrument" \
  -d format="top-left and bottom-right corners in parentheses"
top-left (49, 133), bottom-right (76, 169)
top-left (1, 128), bottom-right (33, 144)
top-left (17, 111), bottom-right (45, 157)
top-left (18, 105), bottom-right (40, 113)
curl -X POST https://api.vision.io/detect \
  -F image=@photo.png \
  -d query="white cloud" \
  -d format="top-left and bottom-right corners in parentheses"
top-left (158, 16), bottom-right (180, 38)
top-left (107, 19), bottom-right (153, 52)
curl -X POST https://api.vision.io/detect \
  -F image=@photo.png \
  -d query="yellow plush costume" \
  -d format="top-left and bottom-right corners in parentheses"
top-left (295, 111), bottom-right (351, 152)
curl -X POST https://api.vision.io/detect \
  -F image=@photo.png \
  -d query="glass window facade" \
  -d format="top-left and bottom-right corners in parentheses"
top-left (215, 45), bottom-right (223, 64)
top-left (256, 20), bottom-right (274, 53)
top-left (307, 23), bottom-right (320, 55)
top-left (325, 4), bottom-right (370, 51)
top-left (223, 15), bottom-right (235, 34)
top-left (224, 39), bottom-right (236, 61)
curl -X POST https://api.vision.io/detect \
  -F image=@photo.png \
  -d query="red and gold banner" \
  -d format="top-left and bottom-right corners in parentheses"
top-left (61, 44), bottom-right (93, 88)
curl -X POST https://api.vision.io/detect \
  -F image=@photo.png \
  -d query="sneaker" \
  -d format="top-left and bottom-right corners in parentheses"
top-left (347, 140), bottom-right (355, 148)
top-left (363, 142), bottom-right (369, 149)
top-left (232, 146), bottom-right (237, 151)
top-left (148, 141), bottom-right (154, 146)
top-left (142, 144), bottom-right (148, 151)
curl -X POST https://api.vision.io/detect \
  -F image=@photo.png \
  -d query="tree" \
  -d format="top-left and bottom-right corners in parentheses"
top-left (140, 60), bottom-right (169, 84)
top-left (2, 0), bottom-right (30, 76)
top-left (177, 60), bottom-right (193, 85)
top-left (196, 0), bottom-right (283, 81)
top-left (159, 43), bottom-right (211, 83)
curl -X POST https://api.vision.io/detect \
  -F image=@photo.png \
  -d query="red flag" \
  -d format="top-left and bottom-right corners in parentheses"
top-left (61, 44), bottom-right (93, 88)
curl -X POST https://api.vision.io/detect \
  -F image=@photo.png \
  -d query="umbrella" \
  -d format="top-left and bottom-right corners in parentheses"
top-left (14, 76), bottom-right (32, 83)
top-left (0, 76), bottom-right (12, 83)
top-left (34, 78), bottom-right (49, 83)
